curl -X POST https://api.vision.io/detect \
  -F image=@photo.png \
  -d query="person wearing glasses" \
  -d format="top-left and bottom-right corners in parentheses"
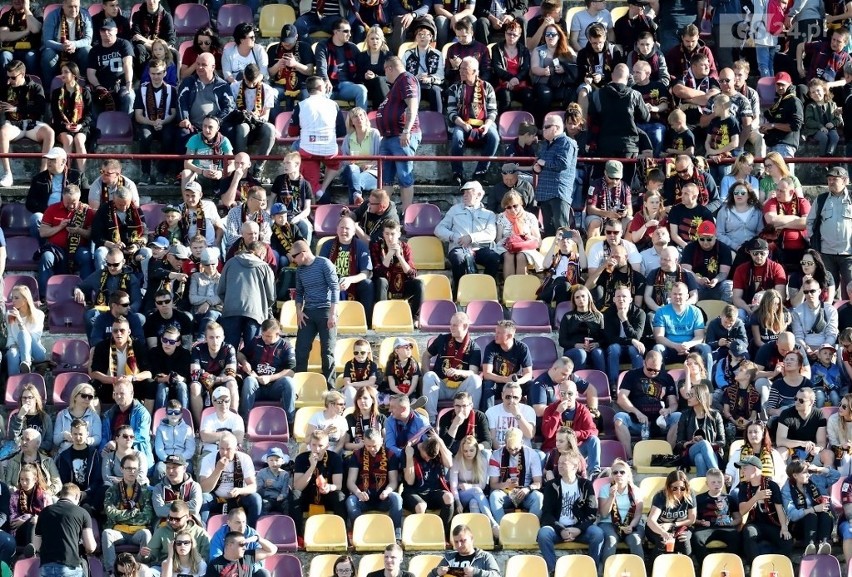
top-left (101, 424), bottom-right (149, 489)
top-left (680, 220), bottom-right (733, 302)
top-left (787, 249), bottom-right (835, 307)
top-left (599, 457), bottom-right (644, 562)
top-left (732, 237), bottom-right (788, 319)
top-left (199, 388), bottom-right (245, 456)
top-left (77, 252), bottom-right (144, 345)
top-left (91, 314), bottom-right (155, 406)
top-left (331, 556), bottom-right (356, 577)
top-left (541, 379), bottom-right (600, 476)
top-left (315, 19), bottom-right (368, 110)
top-left (222, 23), bottom-right (268, 85)
top-left (145, 290), bottom-right (193, 351)
top-left (152, 401), bottom-right (196, 479)
top-left (715, 181), bottom-right (764, 254)
top-left (159, 527), bottom-right (207, 577)
top-left (791, 278), bottom-right (839, 363)
top-left (150, 456), bottom-right (202, 524)
top-left (646, 469), bottom-right (697, 557)
top-left (438, 392), bottom-right (491, 455)
top-left (585, 216), bottom-right (643, 272)
top-left (775, 386), bottom-right (828, 464)
top-left (206, 530), bottom-right (276, 577)
top-left (101, 453), bottom-right (154, 569)
top-left (614, 350), bottom-right (678, 459)
top-left (485, 382), bottom-right (536, 450)
top-left (53, 382), bottom-right (102, 454)
top-left (306, 391), bottom-right (350, 453)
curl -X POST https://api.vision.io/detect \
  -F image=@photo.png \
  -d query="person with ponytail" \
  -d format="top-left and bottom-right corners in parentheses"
top-left (781, 458), bottom-right (840, 555)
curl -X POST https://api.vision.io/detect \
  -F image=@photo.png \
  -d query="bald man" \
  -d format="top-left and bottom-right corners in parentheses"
top-left (589, 62), bottom-right (650, 162)
top-left (176, 51), bottom-right (236, 147)
top-left (532, 113), bottom-right (577, 236)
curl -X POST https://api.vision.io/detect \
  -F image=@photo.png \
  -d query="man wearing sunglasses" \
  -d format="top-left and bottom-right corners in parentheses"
top-left (149, 325), bottom-right (192, 412)
top-left (145, 288), bottom-right (193, 350)
top-left (791, 279), bottom-right (839, 361)
top-left (485, 382), bottom-right (536, 450)
top-left (141, 499), bottom-right (208, 571)
top-left (77, 247), bottom-right (144, 343)
top-left (663, 154), bottom-right (720, 212)
top-left (681, 220), bottom-right (733, 302)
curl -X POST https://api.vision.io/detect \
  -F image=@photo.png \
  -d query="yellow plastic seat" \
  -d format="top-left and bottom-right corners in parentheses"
top-left (337, 301), bottom-right (368, 335)
top-left (603, 554), bottom-right (648, 577)
top-left (409, 236), bottom-right (445, 270)
top-left (701, 553), bottom-right (745, 577)
top-left (456, 274), bottom-right (499, 306)
top-left (653, 553), bottom-right (695, 577)
top-left (372, 300), bottom-right (414, 333)
top-left (353, 514), bottom-right (396, 551)
top-left (689, 477), bottom-right (708, 495)
top-left (279, 300), bottom-right (297, 332)
top-left (307, 339), bottom-right (322, 372)
top-left (293, 372), bottom-right (328, 408)
top-left (539, 236), bottom-right (555, 256)
top-left (555, 554), bottom-right (597, 577)
top-left (378, 337), bottom-right (421, 368)
top-left (498, 512), bottom-right (539, 549)
top-left (309, 554), bottom-right (340, 577)
top-left (505, 555), bottom-right (547, 576)
top-left (401, 513), bottom-right (445, 550)
top-left (697, 299), bottom-right (729, 322)
top-left (315, 236), bottom-right (333, 255)
top-left (356, 554), bottom-right (385, 577)
top-left (611, 5), bottom-right (629, 21)
top-left (450, 513), bottom-right (494, 550)
top-left (293, 406), bottom-right (324, 443)
top-left (408, 555), bottom-right (443, 577)
top-left (638, 476), bottom-right (668, 514)
top-left (420, 274), bottom-right (453, 301)
top-left (565, 5), bottom-right (584, 27)
top-left (334, 337), bottom-right (359, 374)
top-left (259, 4), bottom-right (296, 37)
top-left (751, 555), bottom-right (795, 577)
top-left (397, 40), bottom-right (417, 58)
top-left (502, 274), bottom-right (542, 307)
top-left (634, 440), bottom-right (678, 474)
top-left (585, 235), bottom-right (605, 255)
top-left (304, 514), bottom-right (348, 551)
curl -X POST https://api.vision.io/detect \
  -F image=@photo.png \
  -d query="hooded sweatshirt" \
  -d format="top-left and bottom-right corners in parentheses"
top-left (217, 252), bottom-right (276, 325)
top-left (593, 82), bottom-right (650, 155)
top-left (154, 417), bottom-right (196, 464)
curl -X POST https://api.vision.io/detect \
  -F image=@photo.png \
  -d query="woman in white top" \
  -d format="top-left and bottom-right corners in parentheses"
top-left (53, 382), bottom-right (102, 453)
top-left (494, 189), bottom-right (543, 279)
top-left (450, 435), bottom-right (499, 536)
top-left (715, 180), bottom-right (764, 252)
top-left (340, 107), bottom-right (382, 205)
top-left (827, 393), bottom-right (852, 476)
top-left (222, 22), bottom-right (269, 84)
top-left (598, 457), bottom-right (645, 562)
top-left (161, 529), bottom-right (207, 577)
top-left (306, 390), bottom-right (349, 453)
top-left (725, 420), bottom-right (787, 489)
top-left (6, 285), bottom-right (46, 375)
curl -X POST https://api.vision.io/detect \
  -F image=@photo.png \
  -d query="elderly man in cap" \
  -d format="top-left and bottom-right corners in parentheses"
top-left (267, 24), bottom-right (315, 113)
top-left (37, 182), bottom-right (95, 295)
top-left (760, 72), bottom-right (804, 162)
top-left (27, 147), bottom-right (82, 236)
top-left (486, 163), bottom-right (535, 214)
top-left (435, 180), bottom-right (499, 298)
top-left (531, 112), bottom-right (577, 237)
top-left (808, 166), bottom-right (852, 300)
top-left (586, 160), bottom-right (632, 239)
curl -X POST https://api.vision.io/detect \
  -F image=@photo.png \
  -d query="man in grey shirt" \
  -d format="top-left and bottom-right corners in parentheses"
top-left (291, 240), bottom-right (339, 386)
top-left (806, 166), bottom-right (852, 300)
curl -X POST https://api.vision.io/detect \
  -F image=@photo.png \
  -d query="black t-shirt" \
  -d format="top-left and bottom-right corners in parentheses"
top-left (147, 345), bottom-right (193, 383)
top-left (481, 340), bottom-right (532, 378)
top-left (696, 491), bottom-right (737, 524)
top-left (528, 372), bottom-right (589, 407)
top-left (88, 39), bottom-right (134, 87)
top-left (664, 127), bottom-right (696, 154)
top-left (681, 240), bottom-right (734, 278)
top-left (593, 268), bottom-right (647, 309)
top-left (294, 450), bottom-right (344, 501)
top-left (426, 334), bottom-right (482, 380)
top-left (737, 479), bottom-right (784, 525)
top-left (404, 451), bottom-right (445, 492)
top-left (651, 490), bottom-right (695, 523)
top-left (205, 551), bottom-right (256, 577)
top-left (668, 203), bottom-right (714, 244)
top-left (144, 310), bottom-right (194, 343)
top-left (619, 368), bottom-right (676, 418)
top-left (778, 405), bottom-right (827, 442)
top-left (35, 498), bottom-right (92, 568)
top-left (345, 412), bottom-right (387, 444)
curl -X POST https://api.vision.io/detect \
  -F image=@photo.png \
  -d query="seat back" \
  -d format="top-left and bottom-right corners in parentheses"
top-left (96, 111), bottom-right (133, 143)
top-left (13, 558), bottom-right (38, 577)
top-left (419, 110), bottom-right (449, 144)
top-left (408, 236), bottom-right (445, 270)
top-left (249, 440), bottom-right (289, 468)
top-left (638, 476), bottom-right (668, 514)
top-left (467, 299), bottom-right (505, 332)
top-left (0, 203), bottom-right (34, 237)
top-left (505, 555), bottom-right (547, 575)
top-left (690, 476), bottom-right (709, 495)
top-left (52, 372), bottom-right (90, 407)
top-left (256, 515), bottom-right (298, 550)
top-left (151, 407), bottom-right (194, 435)
top-left (522, 335), bottom-right (558, 370)
top-left (419, 299), bottom-right (457, 332)
top-left (275, 110), bottom-right (297, 144)
top-left (701, 553), bottom-right (746, 577)
top-left (293, 407), bottom-right (324, 443)
top-left (502, 274), bottom-right (541, 307)
top-left (510, 300), bottom-right (551, 332)
top-left (293, 372), bottom-right (329, 408)
top-left (206, 513), bottom-right (228, 534)
top-left (304, 514), bottom-right (348, 551)
top-left (46, 274), bottom-right (81, 305)
top-left (403, 202), bottom-right (443, 236)
top-left (419, 274), bottom-right (453, 301)
top-left (498, 512), bottom-right (539, 549)
top-left (140, 203), bottom-right (166, 234)
top-left (259, 4), bottom-right (296, 37)
top-left (457, 274), bottom-right (498, 306)
top-left (372, 300), bottom-right (414, 333)
top-left (652, 553), bottom-right (695, 577)
top-left (173, 3), bottom-right (210, 35)
top-left (757, 76), bottom-right (776, 107)
top-left (264, 554), bottom-right (302, 576)
top-left (555, 554), bottom-right (596, 577)
top-left (497, 110), bottom-right (535, 142)
top-left (751, 555), bottom-right (795, 577)
top-left (336, 301), bottom-right (368, 334)
top-left (357, 554), bottom-right (385, 577)
top-left (352, 514), bottom-right (397, 551)
top-left (5, 373), bottom-right (47, 407)
top-left (697, 299), bottom-right (729, 323)
top-left (408, 555), bottom-right (443, 577)
top-left (48, 301), bottom-right (86, 333)
top-left (247, 406), bottom-right (289, 441)
top-left (573, 369), bottom-right (611, 403)
top-left (5, 237), bottom-right (39, 270)
top-left (51, 338), bottom-right (90, 369)
top-left (599, 439), bottom-right (628, 467)
top-left (634, 440), bottom-right (677, 474)
top-left (4, 274), bottom-right (39, 305)
top-left (401, 513), bottom-right (446, 550)
top-left (217, 4), bottom-right (253, 36)
top-left (450, 513), bottom-right (494, 550)
top-left (603, 554), bottom-right (648, 577)
top-left (313, 204), bottom-right (345, 238)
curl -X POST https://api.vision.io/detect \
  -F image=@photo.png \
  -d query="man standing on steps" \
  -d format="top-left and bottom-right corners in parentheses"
top-left (532, 113), bottom-right (577, 237)
top-left (807, 166), bottom-right (852, 301)
top-left (33, 483), bottom-right (98, 577)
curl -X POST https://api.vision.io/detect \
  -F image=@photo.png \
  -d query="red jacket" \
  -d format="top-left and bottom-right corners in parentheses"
top-left (541, 400), bottom-right (598, 452)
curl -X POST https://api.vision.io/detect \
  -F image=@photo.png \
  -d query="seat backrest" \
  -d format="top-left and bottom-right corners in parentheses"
top-left (456, 274), bottom-right (498, 306)
top-left (498, 111), bottom-right (535, 141)
top-left (5, 373), bottom-right (46, 406)
top-left (502, 274), bottom-right (541, 306)
top-left (336, 301), bottom-right (368, 332)
top-left (604, 554), bottom-right (647, 577)
top-left (751, 555), bottom-right (795, 577)
top-left (573, 369), bottom-right (611, 402)
top-left (174, 3), bottom-right (210, 33)
top-left (599, 439), bottom-right (627, 467)
top-left (652, 553), bottom-right (695, 577)
top-left (293, 407), bottom-right (324, 442)
top-left (313, 204), bottom-right (345, 237)
top-left (466, 300), bottom-right (505, 331)
top-left (555, 555), bottom-right (596, 577)
top-left (505, 555), bottom-right (547, 576)
top-left (309, 555), bottom-right (340, 577)
top-left (257, 515), bottom-right (297, 546)
top-left (0, 203), bottom-right (34, 236)
top-left (403, 202), bottom-right (443, 236)
top-left (248, 406), bottom-right (289, 436)
top-left (499, 512), bottom-right (539, 546)
top-left (450, 513), bottom-right (494, 549)
top-left (304, 514), bottom-right (347, 549)
top-left (419, 110), bottom-right (449, 142)
top-left (701, 553), bottom-right (746, 577)
top-left (52, 371), bottom-right (90, 407)
top-left (265, 554), bottom-right (302, 577)
top-left (408, 555), bottom-right (443, 577)
top-left (51, 338), bottom-right (90, 366)
top-left (249, 441), bottom-right (289, 467)
top-left (419, 299), bottom-right (457, 331)
top-left (407, 236), bottom-right (445, 270)
top-left (356, 554), bottom-right (385, 577)
top-left (373, 300), bottom-right (414, 331)
top-left (4, 274), bottom-right (39, 304)
top-left (46, 274), bottom-right (81, 305)
top-left (522, 335), bottom-right (558, 369)
top-left (217, 3), bottom-right (252, 36)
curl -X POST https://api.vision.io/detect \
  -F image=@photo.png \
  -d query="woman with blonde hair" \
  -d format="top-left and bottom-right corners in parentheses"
top-left (749, 289), bottom-right (791, 349)
top-left (558, 285), bottom-right (605, 371)
top-left (675, 381), bottom-right (725, 475)
top-left (306, 390), bottom-right (349, 453)
top-left (827, 392), bottom-right (852, 476)
top-left (53, 382), bottom-right (102, 452)
top-left (356, 25), bottom-right (390, 109)
top-left (8, 385), bottom-right (53, 453)
top-left (6, 284), bottom-right (46, 376)
top-left (161, 528), bottom-right (206, 577)
top-left (494, 189), bottom-right (543, 279)
top-left (647, 470), bottom-right (697, 555)
top-left (340, 107), bottom-right (382, 205)
top-left (450, 435), bottom-right (499, 537)
top-left (627, 190), bottom-right (667, 251)
top-left (719, 152), bottom-right (759, 203)
top-left (599, 458), bottom-right (644, 562)
top-left (759, 151), bottom-right (803, 201)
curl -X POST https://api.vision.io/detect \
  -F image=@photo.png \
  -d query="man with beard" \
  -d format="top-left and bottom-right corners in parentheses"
top-left (345, 428), bottom-right (403, 540)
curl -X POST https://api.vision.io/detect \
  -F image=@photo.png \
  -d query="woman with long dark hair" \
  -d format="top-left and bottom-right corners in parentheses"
top-left (716, 180), bottom-right (763, 253)
top-left (50, 61), bottom-right (93, 178)
top-left (529, 24), bottom-right (574, 123)
top-left (788, 249), bottom-right (835, 307)
top-left (179, 26), bottom-right (223, 80)
top-left (725, 420), bottom-right (787, 488)
top-left (781, 459), bottom-right (840, 556)
top-left (646, 470), bottom-right (697, 555)
top-left (675, 382), bottom-right (725, 475)
top-left (490, 20), bottom-right (532, 113)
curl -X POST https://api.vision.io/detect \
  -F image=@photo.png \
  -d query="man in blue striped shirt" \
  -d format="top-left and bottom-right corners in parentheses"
top-left (532, 113), bottom-right (577, 237)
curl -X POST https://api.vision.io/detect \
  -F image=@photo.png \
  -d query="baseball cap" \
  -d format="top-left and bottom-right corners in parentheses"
top-left (502, 163), bottom-right (519, 175)
top-left (774, 72), bottom-right (792, 85)
top-left (828, 166), bottom-right (848, 178)
top-left (696, 221), bottom-right (716, 236)
top-left (748, 238), bottom-right (769, 252)
top-left (183, 181), bottom-right (203, 194)
top-left (280, 24), bottom-right (298, 44)
top-left (263, 447), bottom-right (287, 462)
top-left (393, 337), bottom-right (412, 349)
top-left (735, 455), bottom-right (763, 469)
top-left (201, 248), bottom-right (217, 266)
top-left (43, 147), bottom-right (67, 160)
top-left (148, 236), bottom-right (169, 249)
top-left (101, 18), bottom-right (117, 30)
top-left (729, 340), bottom-right (748, 358)
top-left (162, 204), bottom-right (181, 214)
top-left (169, 243), bottom-right (191, 259)
top-left (212, 387), bottom-right (230, 400)
top-left (461, 181), bottom-right (484, 193)
top-left (821, 343), bottom-right (838, 353)
top-left (164, 455), bottom-right (187, 467)
top-left (270, 202), bottom-right (287, 216)
top-left (605, 160), bottom-right (623, 179)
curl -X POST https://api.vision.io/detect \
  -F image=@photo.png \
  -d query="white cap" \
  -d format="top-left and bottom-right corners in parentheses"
top-left (43, 147), bottom-right (67, 160)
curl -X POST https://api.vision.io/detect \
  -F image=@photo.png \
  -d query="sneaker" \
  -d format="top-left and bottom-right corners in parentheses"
top-left (0, 172), bottom-right (12, 187)
top-left (473, 169), bottom-right (488, 184)
top-left (411, 395), bottom-right (428, 411)
top-left (18, 361), bottom-right (30, 374)
top-left (804, 542), bottom-right (817, 556)
top-left (818, 541), bottom-right (832, 555)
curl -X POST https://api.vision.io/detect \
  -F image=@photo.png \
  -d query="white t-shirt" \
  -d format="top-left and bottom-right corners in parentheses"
top-left (559, 479), bottom-right (580, 526)
top-left (200, 412), bottom-right (245, 454)
top-left (199, 451), bottom-right (255, 499)
top-left (486, 446), bottom-right (543, 486)
top-left (569, 10), bottom-right (613, 49)
top-left (172, 561), bottom-right (207, 577)
top-left (485, 403), bottom-right (536, 448)
top-left (87, 176), bottom-right (141, 211)
top-left (298, 95), bottom-right (339, 157)
top-left (307, 412), bottom-right (349, 447)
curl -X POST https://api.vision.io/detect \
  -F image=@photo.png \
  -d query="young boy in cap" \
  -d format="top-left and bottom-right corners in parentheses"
top-left (257, 446), bottom-right (291, 515)
top-left (813, 344), bottom-right (843, 407)
top-left (153, 205), bottom-right (183, 244)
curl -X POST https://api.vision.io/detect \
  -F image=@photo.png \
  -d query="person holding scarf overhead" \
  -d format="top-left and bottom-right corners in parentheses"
top-left (781, 459), bottom-right (840, 555)
top-left (90, 316), bottom-right (155, 409)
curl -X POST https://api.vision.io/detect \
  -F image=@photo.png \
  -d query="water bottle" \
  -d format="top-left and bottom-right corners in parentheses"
top-left (641, 421), bottom-right (650, 440)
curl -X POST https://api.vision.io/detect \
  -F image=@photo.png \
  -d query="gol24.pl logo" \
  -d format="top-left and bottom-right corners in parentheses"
top-left (717, 13), bottom-right (821, 48)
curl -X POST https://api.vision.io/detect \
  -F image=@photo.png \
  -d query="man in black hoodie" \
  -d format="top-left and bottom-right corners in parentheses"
top-left (591, 63), bottom-right (650, 165)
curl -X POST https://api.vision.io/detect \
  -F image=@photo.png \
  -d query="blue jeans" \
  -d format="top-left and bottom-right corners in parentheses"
top-left (40, 564), bottom-right (83, 577)
top-left (38, 244), bottom-right (94, 297)
top-left (194, 309), bottom-right (221, 341)
top-left (457, 486), bottom-right (499, 527)
top-left (345, 492), bottom-right (404, 537)
top-left (580, 435), bottom-right (601, 474)
top-left (638, 122), bottom-right (666, 157)
top-left (537, 523), bottom-right (605, 572)
top-left (688, 439), bottom-right (719, 475)
top-left (220, 315), bottom-right (260, 351)
top-left (340, 164), bottom-right (378, 203)
top-left (154, 378), bottom-right (189, 411)
top-left (240, 375), bottom-right (296, 423)
top-left (294, 13), bottom-right (341, 39)
top-left (41, 45), bottom-right (90, 80)
top-left (450, 124), bottom-right (500, 176)
top-left (201, 492), bottom-right (262, 526)
top-left (331, 81), bottom-right (368, 110)
top-left (615, 411), bottom-right (681, 436)
top-left (380, 132), bottom-right (420, 188)
top-left (565, 347), bottom-right (606, 373)
top-left (606, 343), bottom-right (643, 389)
top-left (489, 488), bottom-right (543, 523)
top-left (7, 330), bottom-right (47, 375)
top-left (756, 46), bottom-right (778, 77)
top-left (0, 49), bottom-right (38, 78)
top-left (294, 307), bottom-right (337, 385)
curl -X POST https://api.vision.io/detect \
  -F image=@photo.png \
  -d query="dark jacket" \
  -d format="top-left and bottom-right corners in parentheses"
top-left (490, 42), bottom-right (532, 87)
top-left (351, 200), bottom-right (400, 243)
top-left (602, 305), bottom-right (647, 348)
top-left (558, 310), bottom-right (605, 351)
top-left (473, 0), bottom-right (526, 20)
top-left (130, 5), bottom-right (176, 48)
top-left (705, 317), bottom-right (748, 351)
top-left (438, 409), bottom-right (492, 454)
top-left (591, 81), bottom-right (650, 156)
top-left (430, 548), bottom-right (501, 577)
top-left (763, 88), bottom-right (804, 149)
top-left (675, 407), bottom-right (726, 452)
top-left (541, 476), bottom-right (597, 532)
top-left (56, 445), bottom-right (104, 493)
top-left (50, 85), bottom-right (94, 136)
top-left (177, 74), bottom-right (236, 128)
top-left (26, 168), bottom-right (82, 214)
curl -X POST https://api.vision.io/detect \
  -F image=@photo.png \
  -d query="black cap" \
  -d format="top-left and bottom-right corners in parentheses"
top-left (164, 455), bottom-right (187, 466)
top-left (101, 18), bottom-right (118, 30)
top-left (281, 24), bottom-right (298, 44)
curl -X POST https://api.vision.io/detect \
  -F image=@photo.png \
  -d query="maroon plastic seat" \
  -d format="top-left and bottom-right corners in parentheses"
top-left (275, 111), bottom-right (297, 145)
top-left (313, 204), bottom-right (345, 238)
top-left (46, 274), bottom-right (82, 306)
top-left (419, 299), bottom-right (457, 332)
top-left (265, 553), bottom-right (302, 575)
top-left (600, 439), bottom-right (628, 467)
top-left (800, 555), bottom-right (842, 577)
top-left (3, 274), bottom-right (39, 305)
top-left (498, 110), bottom-right (535, 143)
top-left (419, 110), bottom-right (449, 145)
top-left (474, 334), bottom-right (493, 354)
top-left (247, 405), bottom-right (290, 442)
top-left (466, 300), bottom-right (505, 332)
top-left (5, 373), bottom-right (47, 407)
top-left (249, 440), bottom-right (289, 468)
top-left (552, 300), bottom-right (573, 328)
top-left (173, 3), bottom-right (210, 35)
top-left (47, 301), bottom-right (86, 334)
top-left (0, 203), bottom-right (34, 237)
top-left (256, 516), bottom-right (298, 551)
top-left (5, 237), bottom-right (39, 271)
top-left (13, 557), bottom-right (38, 577)
top-left (522, 335), bottom-right (558, 371)
top-left (96, 111), bottom-right (134, 145)
top-left (51, 338), bottom-right (90, 374)
top-left (52, 372), bottom-right (90, 407)
top-left (510, 300), bottom-right (551, 332)
top-left (89, 558), bottom-right (105, 577)
top-left (403, 203), bottom-right (442, 237)
top-left (88, 3), bottom-right (103, 16)
top-left (217, 4), bottom-right (253, 36)
top-left (573, 369), bottom-right (612, 404)
top-left (140, 203), bottom-right (166, 234)
top-left (598, 405), bottom-right (616, 439)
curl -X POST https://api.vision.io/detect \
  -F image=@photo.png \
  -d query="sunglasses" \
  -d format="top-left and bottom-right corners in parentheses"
top-left (645, 367), bottom-right (660, 374)
top-left (79, 393), bottom-right (94, 400)
top-left (162, 336), bottom-right (178, 345)
top-left (175, 540), bottom-right (192, 546)
top-left (544, 32), bottom-right (558, 37)
top-left (117, 302), bottom-right (130, 307)
top-left (289, 250), bottom-right (305, 259)
top-left (156, 299), bottom-right (172, 305)
top-left (796, 398), bottom-right (808, 404)
top-left (112, 328), bottom-right (128, 334)
top-left (198, 40), bottom-right (212, 45)
top-left (612, 470), bottom-right (627, 475)
top-left (671, 485), bottom-right (686, 491)
top-left (803, 289), bottom-right (819, 295)
top-left (604, 230), bottom-right (620, 235)
top-left (353, 350), bottom-right (369, 356)
top-left (543, 124), bottom-right (556, 129)
top-left (801, 261), bottom-right (815, 266)
top-left (215, 398), bottom-right (230, 404)
top-left (504, 395), bottom-right (520, 400)
top-left (698, 237), bottom-right (714, 242)
top-left (106, 262), bottom-right (123, 268)
top-left (842, 404), bottom-right (849, 409)
top-left (120, 434), bottom-right (135, 440)
top-left (166, 409), bottom-right (182, 416)
top-left (733, 189), bottom-right (748, 196)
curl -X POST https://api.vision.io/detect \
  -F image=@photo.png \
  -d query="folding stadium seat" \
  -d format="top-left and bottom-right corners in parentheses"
top-left (510, 300), bottom-right (552, 332)
top-left (336, 301), bottom-right (368, 334)
top-left (275, 111), bottom-right (298, 145)
top-left (372, 300), bottom-right (414, 333)
top-left (604, 554), bottom-right (647, 577)
top-left (13, 558), bottom-right (38, 577)
top-left (139, 203), bottom-right (165, 234)
top-left (419, 111), bottom-right (450, 145)
top-left (701, 553), bottom-right (746, 577)
top-left (246, 406), bottom-right (289, 442)
top-left (638, 476), bottom-right (667, 514)
top-left (466, 300), bottom-right (504, 332)
top-left (522, 335), bottom-right (558, 370)
top-left (216, 4), bottom-right (252, 36)
top-left (173, 3), bottom-right (210, 35)
top-left (599, 439), bottom-right (628, 468)
top-left (697, 299), bottom-right (728, 322)
top-left (456, 274), bottom-right (498, 306)
top-left (293, 372), bottom-right (328, 409)
top-left (419, 274), bottom-right (453, 301)
top-left (96, 112), bottom-right (133, 145)
top-left (497, 111), bottom-right (534, 143)
top-left (293, 407), bottom-right (324, 443)
top-left (396, 41), bottom-right (416, 58)
top-left (502, 274), bottom-right (541, 307)
top-left (5, 373), bottom-right (46, 408)
top-left (48, 301), bottom-right (85, 334)
top-left (304, 514), bottom-right (348, 551)
top-left (352, 514), bottom-right (396, 552)
top-left (690, 477), bottom-right (708, 495)
top-left (3, 274), bottom-right (38, 305)
top-left (653, 553), bottom-right (695, 577)
top-left (751, 555), bottom-right (795, 577)
top-left (310, 555), bottom-right (340, 577)
top-left (401, 513), bottom-right (445, 550)
top-left (498, 512), bottom-right (539, 549)
top-left (0, 203), bottom-right (34, 237)
top-left (555, 554), bottom-right (595, 577)
top-left (313, 204), bottom-right (345, 238)
top-left (279, 300), bottom-right (297, 333)
top-left (573, 369), bottom-right (611, 404)
top-left (264, 554), bottom-right (302, 577)
top-left (5, 237), bottom-right (39, 271)
top-left (450, 513), bottom-right (494, 550)
top-left (419, 299), bottom-right (457, 332)
top-left (505, 555), bottom-right (547, 576)
top-left (408, 236), bottom-right (445, 270)
top-left (45, 274), bottom-right (81, 306)
top-left (408, 556), bottom-right (443, 577)
top-left (256, 515), bottom-right (298, 551)
top-left (259, 4), bottom-right (296, 37)
top-left (404, 203), bottom-right (443, 237)
top-left (634, 440), bottom-right (678, 474)
top-left (357, 554), bottom-right (385, 577)
top-left (52, 372), bottom-right (90, 408)
top-left (51, 338), bottom-right (89, 374)
top-left (206, 513), bottom-right (227, 535)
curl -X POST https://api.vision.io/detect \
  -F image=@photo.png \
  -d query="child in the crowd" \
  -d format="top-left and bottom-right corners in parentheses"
top-left (706, 305), bottom-right (748, 361)
top-left (257, 446), bottom-right (291, 515)
top-left (188, 248), bottom-right (223, 341)
top-left (141, 38), bottom-right (179, 87)
top-left (9, 463), bottom-right (50, 556)
top-left (664, 109), bottom-right (695, 157)
top-left (704, 95), bottom-right (740, 182)
top-left (271, 151), bottom-right (313, 244)
top-left (342, 339), bottom-right (380, 407)
top-left (812, 344), bottom-right (844, 407)
top-left (506, 121), bottom-right (539, 159)
top-left (383, 337), bottom-right (421, 405)
top-left (153, 400), bottom-right (196, 479)
top-left (804, 78), bottom-right (842, 157)
top-left (154, 205), bottom-right (183, 244)
top-left (692, 468), bottom-right (740, 563)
